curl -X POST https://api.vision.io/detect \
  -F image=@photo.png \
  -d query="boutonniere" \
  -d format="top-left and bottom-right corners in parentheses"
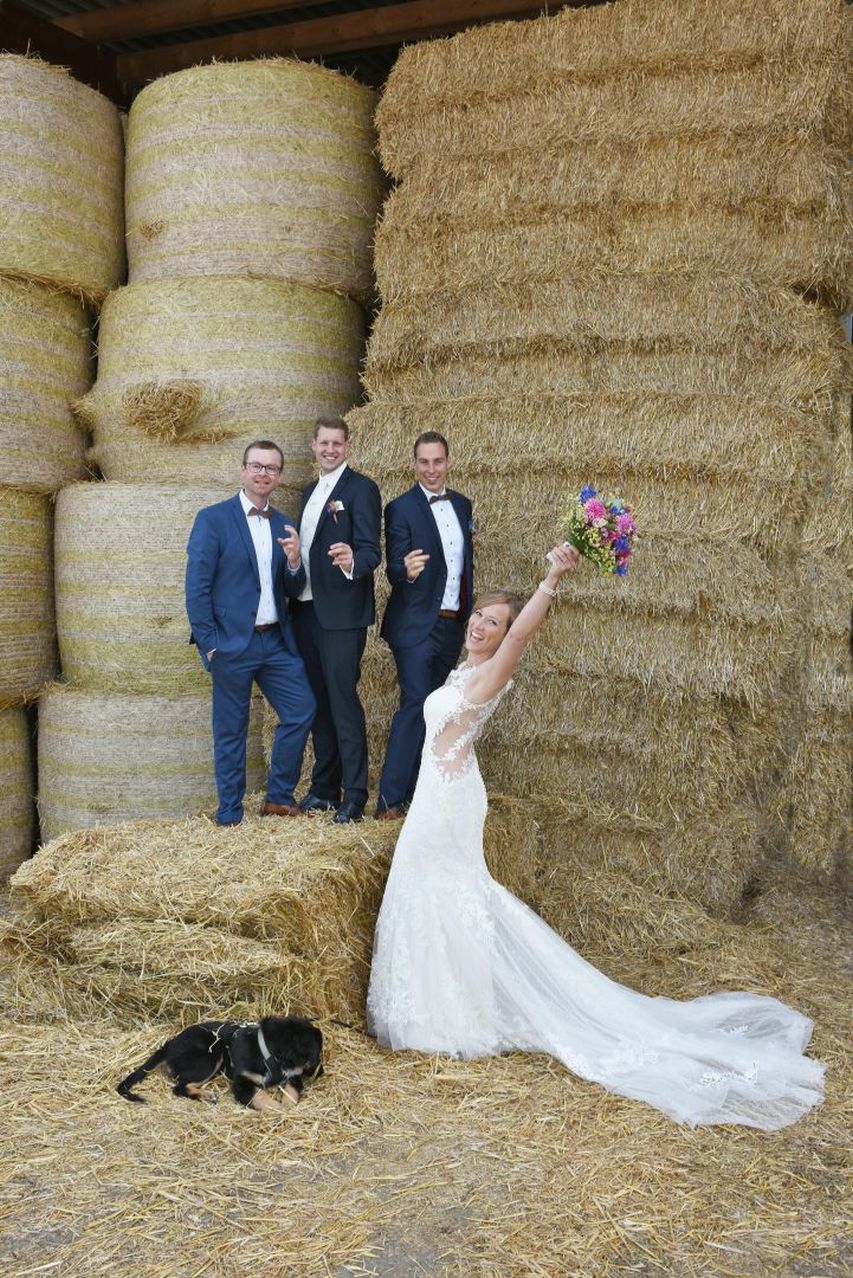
top-left (326, 499), bottom-right (345, 524)
top-left (469, 519), bottom-right (477, 536)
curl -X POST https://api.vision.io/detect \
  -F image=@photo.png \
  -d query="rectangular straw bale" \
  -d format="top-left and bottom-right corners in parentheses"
top-left (365, 276), bottom-right (845, 377)
top-left (349, 394), bottom-right (831, 547)
top-left (374, 205), bottom-right (850, 309)
top-left (7, 796), bottom-right (538, 1026)
top-left (377, 0), bottom-right (849, 175)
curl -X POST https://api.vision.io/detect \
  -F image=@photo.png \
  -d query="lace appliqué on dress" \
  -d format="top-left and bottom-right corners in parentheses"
top-left (428, 666), bottom-right (512, 781)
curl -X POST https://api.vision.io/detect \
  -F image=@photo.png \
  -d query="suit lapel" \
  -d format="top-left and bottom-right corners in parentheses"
top-left (314, 466), bottom-right (352, 539)
top-left (414, 485), bottom-right (447, 567)
top-left (231, 495), bottom-right (261, 586)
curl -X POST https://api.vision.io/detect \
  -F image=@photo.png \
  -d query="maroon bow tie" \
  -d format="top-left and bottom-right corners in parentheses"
top-left (248, 507), bottom-right (271, 518)
top-left (429, 493), bottom-right (449, 504)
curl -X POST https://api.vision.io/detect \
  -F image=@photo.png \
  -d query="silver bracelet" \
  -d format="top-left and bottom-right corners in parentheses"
top-left (538, 581), bottom-right (558, 598)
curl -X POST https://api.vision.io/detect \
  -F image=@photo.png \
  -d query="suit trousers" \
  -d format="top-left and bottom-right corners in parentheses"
top-left (292, 601), bottom-right (369, 805)
top-left (209, 627), bottom-right (315, 823)
top-left (377, 615), bottom-right (465, 810)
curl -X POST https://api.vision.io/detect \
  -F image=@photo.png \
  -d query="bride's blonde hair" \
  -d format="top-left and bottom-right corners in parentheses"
top-left (471, 590), bottom-right (525, 633)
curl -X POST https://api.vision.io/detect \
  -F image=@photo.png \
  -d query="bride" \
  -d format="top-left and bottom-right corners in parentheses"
top-left (367, 543), bottom-right (825, 1130)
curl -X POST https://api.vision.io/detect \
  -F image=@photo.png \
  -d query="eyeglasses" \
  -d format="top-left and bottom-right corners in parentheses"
top-left (245, 461), bottom-right (282, 475)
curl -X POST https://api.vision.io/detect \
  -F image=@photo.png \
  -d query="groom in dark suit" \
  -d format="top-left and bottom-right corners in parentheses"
top-left (185, 440), bottom-right (315, 826)
top-left (375, 430), bottom-right (474, 818)
top-left (292, 416), bottom-right (382, 823)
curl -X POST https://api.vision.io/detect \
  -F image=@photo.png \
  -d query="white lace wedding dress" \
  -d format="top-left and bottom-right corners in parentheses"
top-left (367, 665), bottom-right (825, 1130)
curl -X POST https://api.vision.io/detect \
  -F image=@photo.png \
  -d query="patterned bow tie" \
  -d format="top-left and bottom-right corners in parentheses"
top-left (248, 507), bottom-right (271, 518)
top-left (429, 493), bottom-right (449, 504)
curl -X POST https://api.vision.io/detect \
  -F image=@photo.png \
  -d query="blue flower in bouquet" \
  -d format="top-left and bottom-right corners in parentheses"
top-left (579, 485), bottom-right (597, 503)
top-left (615, 563), bottom-right (629, 575)
top-left (614, 536), bottom-right (630, 553)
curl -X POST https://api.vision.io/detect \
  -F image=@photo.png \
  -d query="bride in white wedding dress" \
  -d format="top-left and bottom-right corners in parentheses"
top-left (367, 543), bottom-right (825, 1131)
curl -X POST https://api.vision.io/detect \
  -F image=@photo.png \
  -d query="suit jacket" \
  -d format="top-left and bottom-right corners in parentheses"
top-left (299, 466), bottom-right (382, 631)
top-left (380, 485), bottom-right (474, 649)
top-left (185, 494), bottom-right (305, 670)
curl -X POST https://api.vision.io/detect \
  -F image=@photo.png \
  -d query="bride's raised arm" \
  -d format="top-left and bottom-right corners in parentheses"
top-left (465, 542), bottom-right (579, 704)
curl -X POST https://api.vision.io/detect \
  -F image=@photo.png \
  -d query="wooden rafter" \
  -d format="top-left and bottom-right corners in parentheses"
top-left (116, 0), bottom-right (583, 83)
top-left (53, 1), bottom-right (310, 45)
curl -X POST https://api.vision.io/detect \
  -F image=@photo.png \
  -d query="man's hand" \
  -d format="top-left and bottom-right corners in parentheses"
top-left (404, 549), bottom-right (430, 582)
top-left (277, 525), bottom-right (302, 569)
top-left (328, 541), bottom-right (354, 574)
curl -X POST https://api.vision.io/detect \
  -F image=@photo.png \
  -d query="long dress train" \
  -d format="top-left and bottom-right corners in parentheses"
top-left (367, 666), bottom-right (824, 1131)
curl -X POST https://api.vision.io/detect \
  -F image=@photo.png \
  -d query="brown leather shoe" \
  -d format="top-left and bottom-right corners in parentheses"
top-left (260, 800), bottom-right (302, 817)
top-left (374, 805), bottom-right (406, 820)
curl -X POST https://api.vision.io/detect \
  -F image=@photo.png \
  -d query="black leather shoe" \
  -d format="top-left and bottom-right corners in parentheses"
top-left (299, 793), bottom-right (338, 814)
top-left (333, 800), bottom-right (365, 824)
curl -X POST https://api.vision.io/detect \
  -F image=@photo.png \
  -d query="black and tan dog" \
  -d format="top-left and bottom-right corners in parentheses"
top-left (117, 1016), bottom-right (323, 1111)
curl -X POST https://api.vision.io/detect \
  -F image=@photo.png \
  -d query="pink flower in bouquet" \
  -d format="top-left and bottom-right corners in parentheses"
top-left (584, 498), bottom-right (608, 521)
top-left (616, 514), bottom-right (635, 536)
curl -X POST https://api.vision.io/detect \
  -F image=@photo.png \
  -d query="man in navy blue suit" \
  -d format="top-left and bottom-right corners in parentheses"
top-left (375, 430), bottom-right (474, 819)
top-left (186, 440), bottom-right (315, 826)
top-left (292, 416), bottom-right (381, 824)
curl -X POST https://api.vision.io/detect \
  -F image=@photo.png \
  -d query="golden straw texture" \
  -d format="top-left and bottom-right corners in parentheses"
top-left (7, 796), bottom-right (537, 1025)
top-left (0, 487), bottom-right (56, 705)
top-left (0, 705), bottom-right (33, 879)
top-left (78, 277), bottom-right (364, 490)
top-left (0, 54), bottom-right (125, 302)
top-left (125, 60), bottom-right (384, 302)
top-left (55, 481), bottom-right (236, 694)
top-left (0, 277), bottom-right (91, 493)
top-left (37, 685), bottom-right (265, 841)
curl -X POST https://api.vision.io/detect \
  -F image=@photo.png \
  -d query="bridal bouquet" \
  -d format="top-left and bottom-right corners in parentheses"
top-left (562, 485), bottom-right (637, 576)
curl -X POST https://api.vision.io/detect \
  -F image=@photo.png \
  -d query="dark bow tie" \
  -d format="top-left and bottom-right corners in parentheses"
top-left (429, 493), bottom-right (450, 504)
top-left (248, 507), bottom-right (271, 518)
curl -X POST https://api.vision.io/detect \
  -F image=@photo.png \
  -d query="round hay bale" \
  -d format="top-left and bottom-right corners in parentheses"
top-left (0, 54), bottom-right (125, 302)
top-left (0, 277), bottom-right (91, 493)
top-left (125, 60), bottom-right (383, 302)
top-left (77, 277), bottom-right (364, 489)
top-left (55, 481), bottom-right (243, 694)
top-left (0, 488), bottom-right (56, 704)
top-left (37, 686), bottom-right (266, 841)
top-left (0, 706), bottom-right (34, 879)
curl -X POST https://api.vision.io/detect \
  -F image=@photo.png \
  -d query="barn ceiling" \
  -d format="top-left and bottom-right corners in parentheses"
top-left (2, 0), bottom-right (604, 99)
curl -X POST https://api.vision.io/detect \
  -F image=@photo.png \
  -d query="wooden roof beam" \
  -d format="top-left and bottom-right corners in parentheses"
top-left (117, 0), bottom-right (588, 84)
top-left (53, 0), bottom-right (309, 45)
top-left (0, 0), bottom-right (125, 105)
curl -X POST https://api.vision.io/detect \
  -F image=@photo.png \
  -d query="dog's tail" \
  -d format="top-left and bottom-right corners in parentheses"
top-left (116, 1044), bottom-right (169, 1103)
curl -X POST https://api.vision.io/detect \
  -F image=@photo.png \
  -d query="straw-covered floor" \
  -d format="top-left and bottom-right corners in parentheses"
top-left (1, 820), bottom-right (850, 1276)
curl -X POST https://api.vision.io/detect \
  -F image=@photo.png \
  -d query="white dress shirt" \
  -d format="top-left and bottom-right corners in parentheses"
top-left (420, 484), bottom-right (464, 611)
top-left (239, 488), bottom-right (278, 624)
top-left (298, 461), bottom-right (349, 602)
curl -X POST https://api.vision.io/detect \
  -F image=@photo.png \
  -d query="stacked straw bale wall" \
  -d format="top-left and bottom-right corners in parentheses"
top-left (37, 686), bottom-right (266, 843)
top-left (0, 706), bottom-right (34, 879)
top-left (352, 0), bottom-right (852, 910)
top-left (0, 55), bottom-right (124, 861)
top-left (0, 55), bottom-right (125, 302)
top-left (125, 60), bottom-right (383, 303)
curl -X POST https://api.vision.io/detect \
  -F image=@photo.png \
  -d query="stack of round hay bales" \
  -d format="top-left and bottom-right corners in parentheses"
top-left (49, 58), bottom-right (382, 837)
top-left (352, 0), bottom-right (852, 916)
top-left (0, 54), bottom-right (124, 872)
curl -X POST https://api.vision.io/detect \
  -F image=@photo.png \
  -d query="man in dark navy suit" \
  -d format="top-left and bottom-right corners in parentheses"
top-left (375, 430), bottom-right (474, 818)
top-left (185, 440), bottom-right (315, 826)
top-left (292, 416), bottom-right (381, 824)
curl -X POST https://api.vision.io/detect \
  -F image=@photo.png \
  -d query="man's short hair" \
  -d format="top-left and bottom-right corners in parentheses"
top-left (314, 415), bottom-right (349, 440)
top-left (413, 430), bottom-right (449, 458)
top-left (242, 440), bottom-right (284, 466)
